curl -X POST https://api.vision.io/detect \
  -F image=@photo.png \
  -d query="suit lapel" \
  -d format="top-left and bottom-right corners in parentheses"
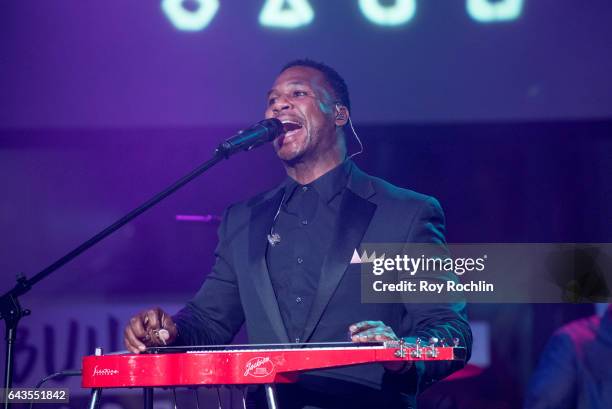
top-left (248, 187), bottom-right (290, 343)
top-left (301, 167), bottom-right (377, 342)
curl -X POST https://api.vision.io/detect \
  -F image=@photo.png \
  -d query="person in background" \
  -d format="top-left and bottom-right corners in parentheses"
top-left (525, 304), bottom-right (612, 409)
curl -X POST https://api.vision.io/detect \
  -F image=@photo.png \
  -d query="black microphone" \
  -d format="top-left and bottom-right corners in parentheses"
top-left (216, 118), bottom-right (284, 157)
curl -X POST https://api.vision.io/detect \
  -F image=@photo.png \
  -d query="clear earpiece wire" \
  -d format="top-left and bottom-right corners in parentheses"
top-left (347, 116), bottom-right (363, 159)
top-left (337, 102), bottom-right (363, 159)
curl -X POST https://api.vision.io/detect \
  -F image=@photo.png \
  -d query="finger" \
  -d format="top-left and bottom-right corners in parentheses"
top-left (352, 328), bottom-right (375, 341)
top-left (349, 320), bottom-right (385, 334)
top-left (350, 320), bottom-right (383, 332)
top-left (160, 312), bottom-right (178, 342)
top-left (351, 327), bottom-right (397, 342)
top-left (352, 333), bottom-right (394, 342)
top-left (374, 332), bottom-right (397, 341)
top-left (129, 315), bottom-right (148, 339)
top-left (124, 326), bottom-right (146, 352)
top-left (349, 322), bottom-right (387, 338)
top-left (124, 339), bottom-right (140, 354)
top-left (144, 309), bottom-right (161, 331)
top-left (123, 331), bottom-right (138, 353)
top-left (159, 310), bottom-right (171, 330)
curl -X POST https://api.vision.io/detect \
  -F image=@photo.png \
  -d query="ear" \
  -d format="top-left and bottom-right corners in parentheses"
top-left (334, 104), bottom-right (349, 127)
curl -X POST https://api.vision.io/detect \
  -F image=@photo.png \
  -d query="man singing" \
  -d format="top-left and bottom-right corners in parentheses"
top-left (124, 59), bottom-right (471, 408)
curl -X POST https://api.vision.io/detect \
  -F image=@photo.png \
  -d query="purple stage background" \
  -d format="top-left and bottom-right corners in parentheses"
top-left (2, 1), bottom-right (612, 408)
top-left (2, 1), bottom-right (612, 129)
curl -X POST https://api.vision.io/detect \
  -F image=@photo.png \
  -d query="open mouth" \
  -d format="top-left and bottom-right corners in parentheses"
top-left (281, 120), bottom-right (303, 136)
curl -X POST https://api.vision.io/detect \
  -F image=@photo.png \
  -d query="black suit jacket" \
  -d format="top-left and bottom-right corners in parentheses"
top-left (174, 162), bottom-right (472, 407)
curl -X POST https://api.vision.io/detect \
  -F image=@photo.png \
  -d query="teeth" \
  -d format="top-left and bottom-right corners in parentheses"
top-left (281, 120), bottom-right (303, 132)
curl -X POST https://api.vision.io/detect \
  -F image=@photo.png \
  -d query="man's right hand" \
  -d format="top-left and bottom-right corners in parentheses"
top-left (124, 307), bottom-right (178, 353)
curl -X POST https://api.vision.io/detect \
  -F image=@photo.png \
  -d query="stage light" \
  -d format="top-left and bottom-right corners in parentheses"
top-left (161, 0), bottom-right (526, 32)
top-left (358, 0), bottom-right (416, 27)
top-left (259, 0), bottom-right (315, 29)
top-left (466, 0), bottom-right (524, 23)
top-left (161, 0), bottom-right (219, 31)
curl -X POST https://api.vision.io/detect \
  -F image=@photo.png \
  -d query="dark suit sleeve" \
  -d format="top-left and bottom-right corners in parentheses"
top-left (524, 332), bottom-right (576, 409)
top-left (394, 197), bottom-right (473, 391)
top-left (172, 206), bottom-right (245, 345)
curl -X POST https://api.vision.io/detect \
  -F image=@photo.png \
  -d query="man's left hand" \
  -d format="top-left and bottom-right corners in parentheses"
top-left (349, 320), bottom-right (412, 373)
top-left (349, 320), bottom-right (398, 342)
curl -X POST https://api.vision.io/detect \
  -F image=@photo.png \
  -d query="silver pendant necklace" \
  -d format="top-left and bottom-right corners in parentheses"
top-left (267, 192), bottom-right (286, 247)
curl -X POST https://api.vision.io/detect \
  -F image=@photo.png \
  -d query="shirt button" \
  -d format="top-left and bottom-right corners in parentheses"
top-left (296, 296), bottom-right (302, 303)
top-left (297, 257), bottom-right (304, 264)
top-left (295, 337), bottom-right (301, 343)
top-left (301, 219), bottom-right (308, 226)
top-left (302, 186), bottom-right (309, 192)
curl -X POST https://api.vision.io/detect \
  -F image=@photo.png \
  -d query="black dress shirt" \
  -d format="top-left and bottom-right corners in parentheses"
top-left (266, 161), bottom-right (352, 343)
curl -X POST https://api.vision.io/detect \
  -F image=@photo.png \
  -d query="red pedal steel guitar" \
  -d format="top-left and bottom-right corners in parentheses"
top-left (83, 340), bottom-right (465, 409)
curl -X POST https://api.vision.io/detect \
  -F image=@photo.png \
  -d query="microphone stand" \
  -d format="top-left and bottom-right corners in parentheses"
top-left (0, 127), bottom-right (275, 408)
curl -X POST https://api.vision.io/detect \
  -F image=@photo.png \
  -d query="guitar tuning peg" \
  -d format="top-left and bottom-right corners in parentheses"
top-left (411, 338), bottom-right (424, 358)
